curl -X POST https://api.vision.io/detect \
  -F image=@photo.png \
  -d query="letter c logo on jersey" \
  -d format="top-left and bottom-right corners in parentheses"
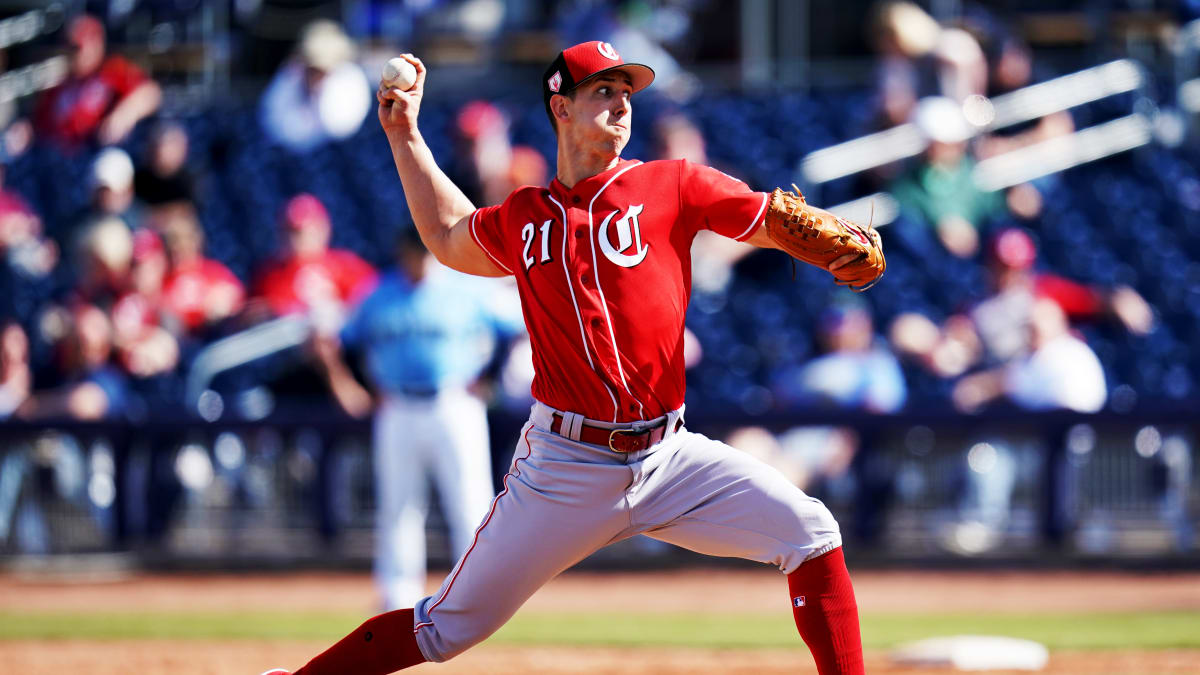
top-left (598, 205), bottom-right (648, 268)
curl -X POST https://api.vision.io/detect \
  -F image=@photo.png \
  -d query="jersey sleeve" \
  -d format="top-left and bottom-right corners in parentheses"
top-left (100, 56), bottom-right (149, 97)
top-left (468, 198), bottom-right (517, 275)
top-left (678, 160), bottom-right (770, 242)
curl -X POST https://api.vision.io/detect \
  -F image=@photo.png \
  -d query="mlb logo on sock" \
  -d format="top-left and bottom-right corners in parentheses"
top-left (793, 596), bottom-right (806, 607)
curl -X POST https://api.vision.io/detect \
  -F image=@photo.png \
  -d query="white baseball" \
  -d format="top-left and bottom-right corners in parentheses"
top-left (382, 57), bottom-right (417, 91)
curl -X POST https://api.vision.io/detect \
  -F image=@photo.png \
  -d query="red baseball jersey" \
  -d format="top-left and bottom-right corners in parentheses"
top-left (470, 158), bottom-right (768, 422)
top-left (164, 258), bottom-right (246, 332)
top-left (254, 249), bottom-right (377, 317)
top-left (34, 55), bottom-right (149, 147)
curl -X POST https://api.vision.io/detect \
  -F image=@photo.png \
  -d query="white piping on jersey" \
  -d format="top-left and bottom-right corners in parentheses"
top-left (547, 193), bottom-right (621, 421)
top-left (587, 161), bottom-right (647, 420)
top-left (469, 210), bottom-right (514, 274)
top-left (734, 192), bottom-right (770, 241)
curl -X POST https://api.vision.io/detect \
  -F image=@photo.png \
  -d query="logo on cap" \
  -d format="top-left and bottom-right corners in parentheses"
top-left (547, 70), bottom-right (562, 92)
top-left (597, 42), bottom-right (620, 61)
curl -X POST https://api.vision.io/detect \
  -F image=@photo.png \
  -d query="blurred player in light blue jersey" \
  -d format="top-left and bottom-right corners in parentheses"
top-left (314, 226), bottom-right (523, 609)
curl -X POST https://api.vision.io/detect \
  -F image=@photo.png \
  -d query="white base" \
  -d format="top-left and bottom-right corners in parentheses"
top-left (890, 635), bottom-right (1049, 671)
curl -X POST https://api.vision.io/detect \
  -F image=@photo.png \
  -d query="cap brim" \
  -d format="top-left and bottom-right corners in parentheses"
top-left (577, 63), bottom-right (655, 94)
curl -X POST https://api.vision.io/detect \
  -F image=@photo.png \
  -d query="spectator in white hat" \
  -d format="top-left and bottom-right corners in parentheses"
top-left (83, 147), bottom-right (146, 234)
top-left (259, 20), bottom-right (372, 153)
top-left (889, 96), bottom-right (1004, 258)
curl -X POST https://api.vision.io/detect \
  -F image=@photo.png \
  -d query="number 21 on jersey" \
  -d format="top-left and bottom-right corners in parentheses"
top-left (522, 219), bottom-right (554, 269)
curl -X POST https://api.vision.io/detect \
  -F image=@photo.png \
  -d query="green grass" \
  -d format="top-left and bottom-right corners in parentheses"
top-left (1, 609), bottom-right (1198, 651)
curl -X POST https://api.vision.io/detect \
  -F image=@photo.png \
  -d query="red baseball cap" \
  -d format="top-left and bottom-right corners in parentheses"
top-left (282, 193), bottom-right (330, 231)
top-left (131, 228), bottom-right (164, 261)
top-left (989, 227), bottom-right (1037, 269)
top-left (68, 15), bottom-right (104, 48)
top-left (542, 41), bottom-right (654, 123)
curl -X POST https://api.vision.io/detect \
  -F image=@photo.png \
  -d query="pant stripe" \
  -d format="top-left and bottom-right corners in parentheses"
top-left (414, 424), bottom-right (536, 633)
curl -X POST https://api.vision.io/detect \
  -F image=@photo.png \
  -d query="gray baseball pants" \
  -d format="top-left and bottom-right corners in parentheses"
top-left (413, 401), bottom-right (842, 662)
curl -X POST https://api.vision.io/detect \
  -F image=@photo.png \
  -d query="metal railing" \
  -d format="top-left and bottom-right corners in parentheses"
top-left (1, 408), bottom-right (1194, 567)
top-left (796, 59), bottom-right (1156, 227)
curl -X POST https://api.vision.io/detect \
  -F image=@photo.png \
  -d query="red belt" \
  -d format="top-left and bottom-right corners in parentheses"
top-left (550, 413), bottom-right (682, 453)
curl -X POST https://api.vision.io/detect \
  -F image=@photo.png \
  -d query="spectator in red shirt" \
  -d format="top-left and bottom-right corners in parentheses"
top-left (156, 202), bottom-right (244, 335)
top-left (33, 14), bottom-right (162, 149)
top-left (252, 193), bottom-right (376, 323)
top-left (110, 228), bottom-right (178, 377)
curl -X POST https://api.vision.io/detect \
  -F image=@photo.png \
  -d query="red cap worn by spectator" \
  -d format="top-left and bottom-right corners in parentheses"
top-left (989, 227), bottom-right (1036, 270)
top-left (68, 14), bottom-right (104, 48)
top-left (456, 101), bottom-right (506, 140)
top-left (131, 228), bottom-right (163, 262)
top-left (541, 41), bottom-right (655, 124)
top-left (283, 193), bottom-right (330, 231)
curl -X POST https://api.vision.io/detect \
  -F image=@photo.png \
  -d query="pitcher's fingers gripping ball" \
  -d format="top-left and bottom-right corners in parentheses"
top-left (382, 57), bottom-right (418, 91)
top-left (376, 54), bottom-right (426, 134)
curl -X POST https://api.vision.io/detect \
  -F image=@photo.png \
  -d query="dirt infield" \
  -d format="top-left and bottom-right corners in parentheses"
top-left (4, 569), bottom-right (1200, 674)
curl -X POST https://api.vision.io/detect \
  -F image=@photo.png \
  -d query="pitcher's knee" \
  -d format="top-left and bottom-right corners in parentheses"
top-left (779, 498), bottom-right (842, 574)
top-left (412, 604), bottom-right (499, 663)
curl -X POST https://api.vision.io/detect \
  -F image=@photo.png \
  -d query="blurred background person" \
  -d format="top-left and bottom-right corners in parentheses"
top-left (79, 147), bottom-right (145, 238)
top-left (889, 96), bottom-right (1003, 258)
top-left (32, 14), bottom-right (161, 150)
top-left (0, 320), bottom-right (31, 418)
top-left (67, 215), bottom-right (133, 310)
top-left (312, 228), bottom-right (520, 609)
top-left (18, 303), bottom-right (128, 421)
top-left (890, 227), bottom-right (1154, 379)
top-left (251, 193), bottom-right (377, 325)
top-left (0, 156), bottom-right (57, 283)
top-left (134, 122), bottom-right (198, 208)
top-left (109, 228), bottom-right (180, 381)
top-left (942, 299), bottom-right (1107, 555)
top-left (451, 100), bottom-right (514, 207)
top-left (772, 302), bottom-right (907, 414)
top-left (751, 301), bottom-right (907, 543)
top-left (974, 33), bottom-right (1075, 162)
top-left (156, 203), bottom-right (245, 338)
top-left (259, 19), bottom-right (372, 153)
top-left (869, 0), bottom-right (987, 128)
top-left (952, 298), bottom-right (1106, 415)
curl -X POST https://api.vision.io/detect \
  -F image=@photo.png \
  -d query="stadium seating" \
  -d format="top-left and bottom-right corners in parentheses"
top-left (7, 85), bottom-right (1200, 416)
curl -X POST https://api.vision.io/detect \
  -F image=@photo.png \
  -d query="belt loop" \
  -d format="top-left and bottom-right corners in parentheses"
top-left (561, 411), bottom-right (584, 441)
top-left (665, 406), bottom-right (685, 439)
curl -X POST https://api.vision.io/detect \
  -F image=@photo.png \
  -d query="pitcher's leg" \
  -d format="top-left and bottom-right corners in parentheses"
top-left (414, 425), bottom-right (633, 662)
top-left (637, 432), bottom-right (841, 571)
top-left (637, 431), bottom-right (863, 675)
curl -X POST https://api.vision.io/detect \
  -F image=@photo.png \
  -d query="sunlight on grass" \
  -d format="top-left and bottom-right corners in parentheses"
top-left (1, 609), bottom-right (1198, 650)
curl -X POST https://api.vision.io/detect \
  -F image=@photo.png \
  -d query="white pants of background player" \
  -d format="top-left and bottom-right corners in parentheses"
top-left (374, 388), bottom-right (494, 610)
top-left (413, 401), bottom-right (842, 661)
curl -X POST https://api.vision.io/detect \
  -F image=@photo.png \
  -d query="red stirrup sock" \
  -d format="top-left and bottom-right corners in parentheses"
top-left (787, 547), bottom-right (865, 675)
top-left (293, 608), bottom-right (427, 675)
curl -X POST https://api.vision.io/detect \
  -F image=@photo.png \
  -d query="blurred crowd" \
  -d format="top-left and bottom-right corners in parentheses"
top-left (0, 3), bottom-right (1192, 555)
top-left (0, 4), bottom-right (1169, 425)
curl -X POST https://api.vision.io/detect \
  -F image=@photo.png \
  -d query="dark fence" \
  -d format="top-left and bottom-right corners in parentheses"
top-left (1, 406), bottom-right (1195, 568)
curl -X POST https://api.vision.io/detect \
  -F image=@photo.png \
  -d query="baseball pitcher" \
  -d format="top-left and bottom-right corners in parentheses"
top-left (265, 40), bottom-right (883, 675)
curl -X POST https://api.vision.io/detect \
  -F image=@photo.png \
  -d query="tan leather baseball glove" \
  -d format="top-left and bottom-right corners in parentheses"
top-left (764, 186), bottom-right (885, 291)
